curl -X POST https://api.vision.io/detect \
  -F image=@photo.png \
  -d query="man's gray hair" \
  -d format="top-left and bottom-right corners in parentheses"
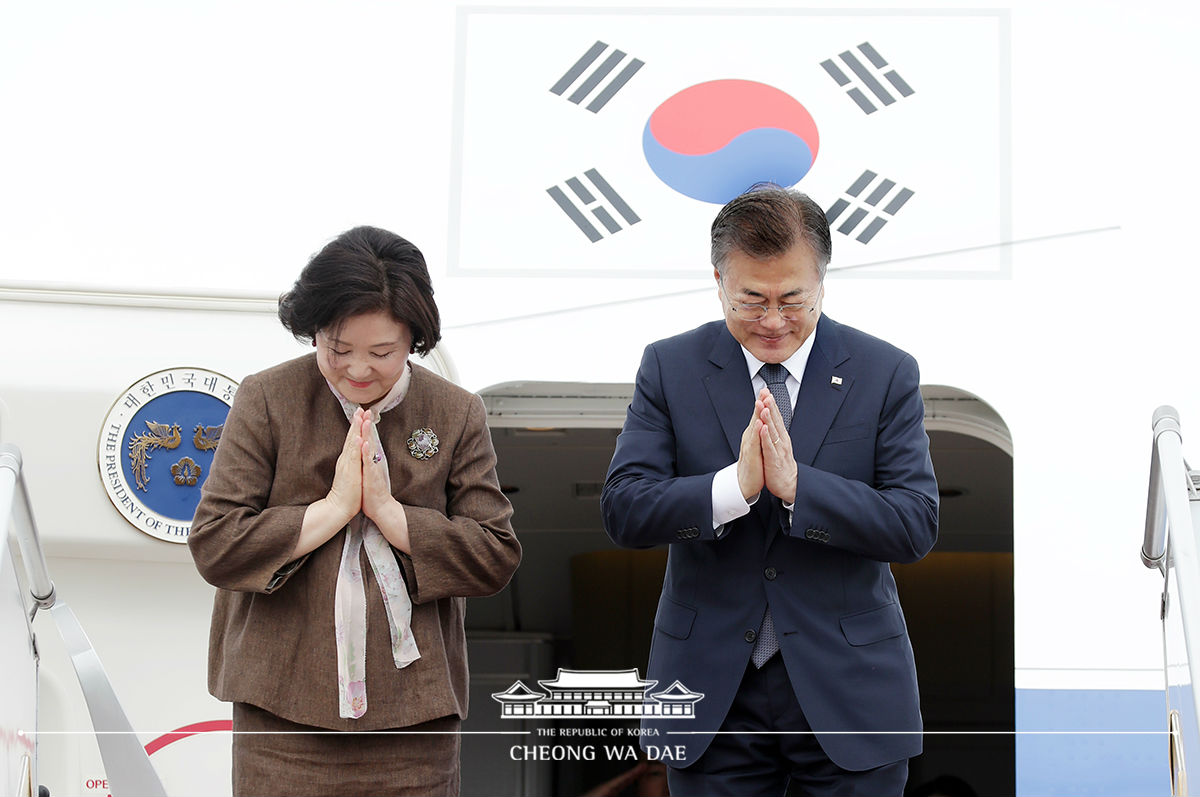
top-left (710, 184), bottom-right (832, 280)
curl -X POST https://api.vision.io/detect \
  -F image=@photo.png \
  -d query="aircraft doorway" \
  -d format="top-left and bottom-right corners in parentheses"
top-left (897, 386), bottom-right (1015, 797)
top-left (466, 382), bottom-right (1015, 797)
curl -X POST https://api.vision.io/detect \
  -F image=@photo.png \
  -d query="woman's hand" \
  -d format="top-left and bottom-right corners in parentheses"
top-left (293, 411), bottom-right (368, 560)
top-left (359, 411), bottom-right (411, 553)
top-left (326, 408), bottom-right (366, 523)
top-left (296, 409), bottom-right (410, 559)
top-left (359, 410), bottom-right (392, 520)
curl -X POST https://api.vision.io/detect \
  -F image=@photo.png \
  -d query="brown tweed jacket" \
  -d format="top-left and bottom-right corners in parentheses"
top-left (188, 353), bottom-right (519, 730)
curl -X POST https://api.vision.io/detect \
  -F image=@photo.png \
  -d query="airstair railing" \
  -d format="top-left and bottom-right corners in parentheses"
top-left (1142, 406), bottom-right (1200, 795)
top-left (0, 443), bottom-right (167, 797)
top-left (1143, 407), bottom-right (1195, 571)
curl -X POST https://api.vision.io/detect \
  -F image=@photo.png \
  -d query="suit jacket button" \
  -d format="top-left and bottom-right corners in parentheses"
top-left (805, 529), bottom-right (816, 539)
top-left (744, 629), bottom-right (757, 643)
top-left (764, 567), bottom-right (777, 581)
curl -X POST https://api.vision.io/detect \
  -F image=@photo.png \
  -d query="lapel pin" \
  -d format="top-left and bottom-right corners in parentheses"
top-left (831, 376), bottom-right (843, 386)
top-left (408, 427), bottom-right (440, 460)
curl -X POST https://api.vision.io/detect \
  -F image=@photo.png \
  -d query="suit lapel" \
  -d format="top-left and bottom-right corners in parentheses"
top-left (791, 315), bottom-right (853, 467)
top-left (702, 327), bottom-right (755, 460)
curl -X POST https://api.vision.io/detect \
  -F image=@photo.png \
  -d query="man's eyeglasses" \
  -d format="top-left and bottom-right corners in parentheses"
top-left (720, 282), bottom-right (821, 322)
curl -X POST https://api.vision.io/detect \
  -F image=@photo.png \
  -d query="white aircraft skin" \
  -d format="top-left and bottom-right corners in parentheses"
top-left (2, 2), bottom-right (1198, 796)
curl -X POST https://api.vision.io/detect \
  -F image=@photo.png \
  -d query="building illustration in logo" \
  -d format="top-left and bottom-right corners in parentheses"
top-left (492, 668), bottom-right (704, 719)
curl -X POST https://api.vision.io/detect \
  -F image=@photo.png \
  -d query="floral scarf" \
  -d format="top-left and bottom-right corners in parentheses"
top-left (327, 366), bottom-right (421, 718)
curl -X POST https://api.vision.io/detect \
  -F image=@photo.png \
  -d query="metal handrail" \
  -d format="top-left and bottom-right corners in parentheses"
top-left (1, 445), bottom-right (55, 614)
top-left (1142, 405), bottom-right (1200, 794)
top-left (1, 442), bottom-right (167, 797)
top-left (1144, 406), bottom-right (1189, 572)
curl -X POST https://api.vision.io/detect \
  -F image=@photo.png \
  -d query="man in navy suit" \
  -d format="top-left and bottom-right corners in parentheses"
top-left (601, 185), bottom-right (938, 796)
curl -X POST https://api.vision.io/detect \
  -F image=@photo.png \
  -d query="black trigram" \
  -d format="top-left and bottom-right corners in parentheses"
top-left (826, 171), bottom-right (914, 244)
top-left (550, 40), bottom-right (644, 113)
top-left (546, 169), bottom-right (640, 243)
top-left (820, 42), bottom-right (914, 115)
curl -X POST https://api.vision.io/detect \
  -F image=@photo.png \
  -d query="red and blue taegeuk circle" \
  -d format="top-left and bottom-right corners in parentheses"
top-left (643, 79), bottom-right (819, 204)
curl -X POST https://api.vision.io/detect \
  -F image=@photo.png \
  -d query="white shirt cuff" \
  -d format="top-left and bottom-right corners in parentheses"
top-left (712, 462), bottom-right (755, 530)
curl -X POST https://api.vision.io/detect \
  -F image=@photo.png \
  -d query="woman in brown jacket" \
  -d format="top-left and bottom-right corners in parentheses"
top-left (189, 226), bottom-right (520, 796)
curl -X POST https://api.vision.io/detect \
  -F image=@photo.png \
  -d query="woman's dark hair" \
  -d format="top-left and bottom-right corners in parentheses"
top-left (278, 226), bottom-right (441, 356)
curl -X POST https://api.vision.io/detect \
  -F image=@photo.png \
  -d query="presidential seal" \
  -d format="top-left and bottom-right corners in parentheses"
top-left (97, 367), bottom-right (238, 543)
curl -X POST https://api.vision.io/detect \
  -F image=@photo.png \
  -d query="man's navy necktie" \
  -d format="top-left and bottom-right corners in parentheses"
top-left (752, 363), bottom-right (791, 667)
top-left (760, 363), bottom-right (793, 429)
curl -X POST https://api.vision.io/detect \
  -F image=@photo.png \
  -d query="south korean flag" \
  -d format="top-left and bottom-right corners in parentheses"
top-left (450, 8), bottom-right (1010, 280)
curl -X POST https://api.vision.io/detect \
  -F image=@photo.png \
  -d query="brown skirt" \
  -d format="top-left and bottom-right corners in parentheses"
top-left (231, 703), bottom-right (461, 797)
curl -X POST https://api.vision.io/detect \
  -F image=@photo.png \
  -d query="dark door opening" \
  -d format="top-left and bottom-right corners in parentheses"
top-left (466, 383), bottom-right (1015, 797)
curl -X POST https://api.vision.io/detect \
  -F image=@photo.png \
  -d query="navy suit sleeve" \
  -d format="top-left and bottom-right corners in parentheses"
top-left (785, 353), bottom-right (938, 563)
top-left (601, 344), bottom-right (719, 547)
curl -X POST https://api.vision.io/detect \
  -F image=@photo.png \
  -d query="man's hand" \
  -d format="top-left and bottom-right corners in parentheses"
top-left (737, 401), bottom-right (766, 501)
top-left (758, 389), bottom-right (797, 504)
